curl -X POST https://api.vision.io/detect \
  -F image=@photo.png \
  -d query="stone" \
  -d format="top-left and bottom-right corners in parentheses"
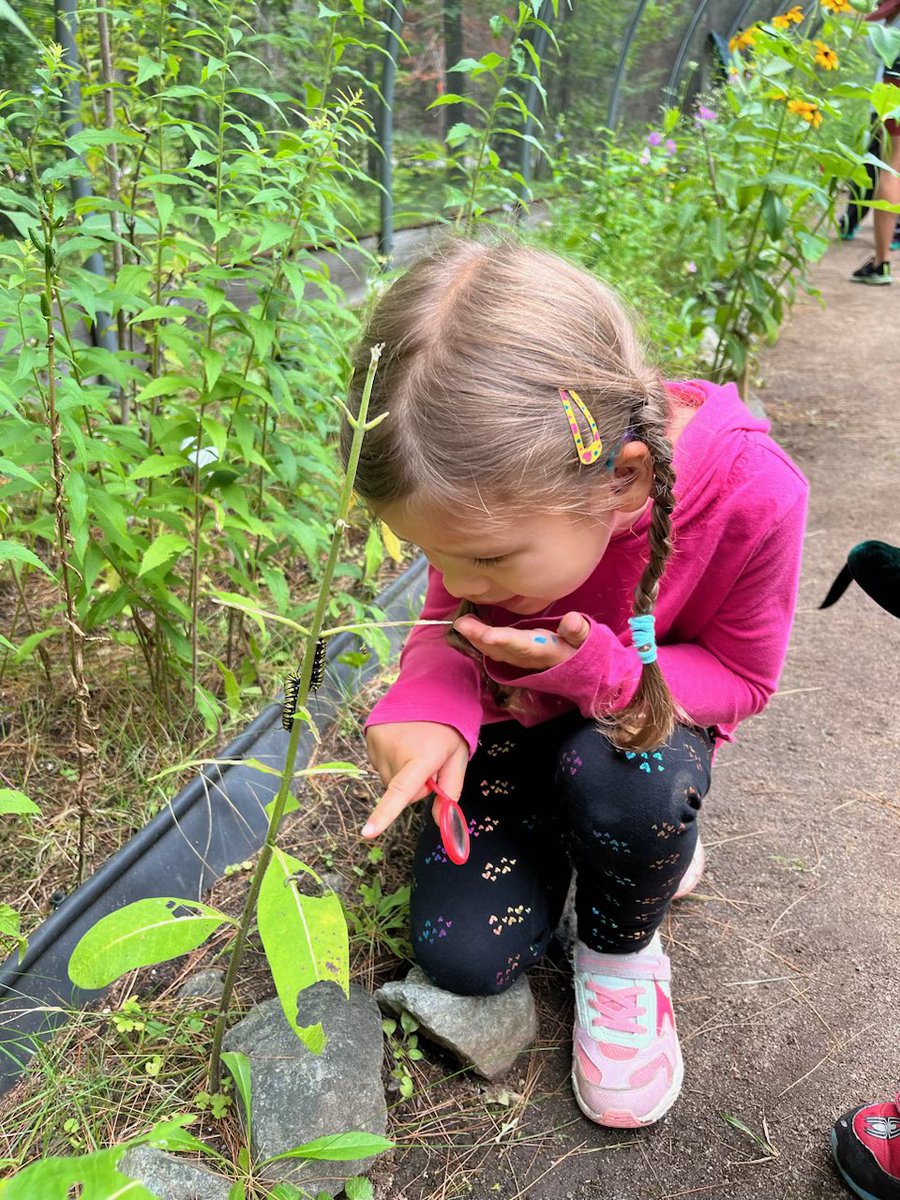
top-left (175, 970), bottom-right (226, 1002)
top-left (222, 983), bottom-right (387, 1197)
top-left (375, 966), bottom-right (538, 1080)
top-left (117, 1145), bottom-right (233, 1200)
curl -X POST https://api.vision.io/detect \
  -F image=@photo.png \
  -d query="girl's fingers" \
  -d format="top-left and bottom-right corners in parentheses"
top-left (361, 762), bottom-right (431, 838)
top-left (557, 611), bottom-right (591, 648)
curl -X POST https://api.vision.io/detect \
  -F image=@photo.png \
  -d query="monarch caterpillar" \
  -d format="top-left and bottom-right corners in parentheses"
top-left (281, 637), bottom-right (326, 732)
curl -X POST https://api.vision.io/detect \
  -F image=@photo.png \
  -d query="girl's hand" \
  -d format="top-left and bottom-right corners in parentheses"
top-left (452, 610), bottom-right (591, 670)
top-left (363, 721), bottom-right (469, 839)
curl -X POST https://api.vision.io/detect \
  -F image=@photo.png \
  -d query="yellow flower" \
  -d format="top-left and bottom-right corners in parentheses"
top-left (773, 6), bottom-right (803, 27)
top-left (729, 27), bottom-right (757, 52)
top-left (813, 40), bottom-right (839, 68)
top-left (821, 0), bottom-right (851, 11)
top-left (770, 90), bottom-right (788, 101)
top-left (788, 98), bottom-right (823, 127)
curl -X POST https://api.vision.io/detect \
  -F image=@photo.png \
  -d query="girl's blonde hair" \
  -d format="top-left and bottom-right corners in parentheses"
top-left (341, 236), bottom-right (680, 751)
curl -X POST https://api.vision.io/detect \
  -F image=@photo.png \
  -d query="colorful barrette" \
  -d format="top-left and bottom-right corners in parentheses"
top-left (559, 388), bottom-right (603, 465)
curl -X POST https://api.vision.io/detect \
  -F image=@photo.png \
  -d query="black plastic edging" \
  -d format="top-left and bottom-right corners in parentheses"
top-left (0, 556), bottom-right (429, 1094)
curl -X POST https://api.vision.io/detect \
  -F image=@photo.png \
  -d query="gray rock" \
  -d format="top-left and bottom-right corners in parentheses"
top-left (117, 1145), bottom-right (232, 1200)
top-left (223, 983), bottom-right (387, 1197)
top-left (175, 970), bottom-right (226, 1002)
top-left (375, 965), bottom-right (537, 1080)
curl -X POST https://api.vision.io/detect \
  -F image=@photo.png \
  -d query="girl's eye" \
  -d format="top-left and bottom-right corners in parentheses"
top-left (472, 555), bottom-right (507, 567)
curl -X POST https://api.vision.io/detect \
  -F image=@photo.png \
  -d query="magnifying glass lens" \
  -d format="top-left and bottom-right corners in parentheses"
top-left (446, 803), bottom-right (468, 857)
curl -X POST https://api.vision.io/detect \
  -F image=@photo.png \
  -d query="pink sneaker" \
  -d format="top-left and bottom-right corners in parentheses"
top-left (571, 939), bottom-right (683, 1128)
top-left (673, 836), bottom-right (704, 901)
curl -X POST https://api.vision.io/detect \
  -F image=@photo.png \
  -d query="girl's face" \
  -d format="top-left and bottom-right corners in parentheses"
top-left (379, 500), bottom-right (631, 615)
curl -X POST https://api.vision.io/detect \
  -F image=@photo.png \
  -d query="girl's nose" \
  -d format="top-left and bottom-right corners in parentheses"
top-left (440, 565), bottom-right (492, 600)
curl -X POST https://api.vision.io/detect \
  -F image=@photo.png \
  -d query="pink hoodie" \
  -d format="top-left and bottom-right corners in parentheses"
top-left (366, 380), bottom-right (809, 756)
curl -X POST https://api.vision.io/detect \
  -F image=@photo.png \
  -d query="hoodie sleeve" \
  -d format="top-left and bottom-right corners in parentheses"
top-left (482, 489), bottom-right (808, 738)
top-left (364, 565), bottom-right (485, 755)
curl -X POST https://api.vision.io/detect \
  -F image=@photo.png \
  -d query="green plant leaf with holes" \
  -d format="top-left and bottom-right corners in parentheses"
top-left (256, 848), bottom-right (349, 1054)
top-left (68, 898), bottom-right (236, 989)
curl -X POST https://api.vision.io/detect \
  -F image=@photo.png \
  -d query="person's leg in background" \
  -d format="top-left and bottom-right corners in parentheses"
top-left (852, 74), bottom-right (900, 284)
top-left (555, 722), bottom-right (713, 1127)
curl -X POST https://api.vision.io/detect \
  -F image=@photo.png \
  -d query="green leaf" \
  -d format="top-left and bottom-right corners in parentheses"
top-left (138, 534), bottom-right (190, 577)
top-left (14, 627), bottom-right (63, 664)
top-left (256, 848), bottom-right (350, 1054)
top-left (68, 897), bottom-right (232, 989)
top-left (130, 454), bottom-right (189, 480)
top-left (222, 1051), bottom-right (252, 1136)
top-left (260, 1132), bottom-right (394, 1168)
top-left (135, 55), bottom-right (164, 84)
top-left (344, 1177), bottom-right (375, 1200)
top-left (0, 789), bottom-right (41, 816)
top-left (0, 903), bottom-right (26, 959)
top-left (0, 0), bottom-right (38, 44)
top-left (0, 1148), bottom-right (159, 1199)
top-left (0, 540), bottom-right (54, 578)
top-left (869, 23), bottom-right (900, 69)
top-left (446, 122), bottom-right (475, 147)
top-left (761, 191), bottom-right (787, 239)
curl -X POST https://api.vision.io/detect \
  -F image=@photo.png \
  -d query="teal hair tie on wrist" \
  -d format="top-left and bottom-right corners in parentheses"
top-left (628, 614), bottom-right (657, 665)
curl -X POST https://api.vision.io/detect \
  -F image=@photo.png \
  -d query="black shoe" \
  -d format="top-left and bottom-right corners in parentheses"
top-left (850, 257), bottom-right (892, 285)
top-left (831, 1097), bottom-right (900, 1200)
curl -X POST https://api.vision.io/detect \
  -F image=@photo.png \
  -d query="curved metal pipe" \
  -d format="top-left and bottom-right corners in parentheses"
top-left (664, 0), bottom-right (713, 106)
top-left (377, 0), bottom-right (407, 263)
top-left (606, 0), bottom-right (650, 132)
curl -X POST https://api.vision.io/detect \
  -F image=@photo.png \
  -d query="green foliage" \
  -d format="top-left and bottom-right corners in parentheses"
top-left (381, 1010), bottom-right (423, 1100)
top-left (0, 0), bottom-right (375, 731)
top-left (67, 897), bottom-right (236, 989)
top-left (428, 0), bottom-right (558, 227)
top-left (256, 849), bottom-right (350, 1053)
top-left (548, 5), bottom-right (884, 383)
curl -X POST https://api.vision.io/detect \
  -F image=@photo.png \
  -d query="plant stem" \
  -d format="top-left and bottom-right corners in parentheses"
top-left (208, 344), bottom-right (385, 1091)
top-left (460, 7), bottom-right (528, 233)
top-left (40, 200), bottom-right (96, 886)
top-left (96, 0), bottom-right (129, 403)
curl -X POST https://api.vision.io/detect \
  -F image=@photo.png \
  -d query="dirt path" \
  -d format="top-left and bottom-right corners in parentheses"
top-left (380, 232), bottom-right (900, 1200)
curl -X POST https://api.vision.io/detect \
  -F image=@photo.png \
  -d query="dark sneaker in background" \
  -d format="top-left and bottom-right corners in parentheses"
top-left (850, 258), bottom-right (892, 285)
top-left (831, 1096), bottom-right (900, 1200)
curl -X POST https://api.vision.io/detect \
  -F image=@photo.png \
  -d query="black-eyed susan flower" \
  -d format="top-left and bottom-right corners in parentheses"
top-left (813, 40), bottom-right (839, 68)
top-left (773, 6), bottom-right (804, 27)
top-left (788, 98), bottom-right (823, 127)
top-left (729, 27), bottom-right (757, 52)
top-left (821, 0), bottom-right (851, 12)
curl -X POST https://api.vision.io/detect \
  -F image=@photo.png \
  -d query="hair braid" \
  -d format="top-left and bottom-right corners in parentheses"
top-left (606, 393), bottom-right (682, 752)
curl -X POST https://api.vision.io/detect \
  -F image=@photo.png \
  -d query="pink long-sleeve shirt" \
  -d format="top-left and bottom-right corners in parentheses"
top-left (366, 380), bottom-right (809, 756)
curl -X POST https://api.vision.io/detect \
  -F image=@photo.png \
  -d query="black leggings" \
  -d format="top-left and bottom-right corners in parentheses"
top-left (410, 713), bottom-right (713, 996)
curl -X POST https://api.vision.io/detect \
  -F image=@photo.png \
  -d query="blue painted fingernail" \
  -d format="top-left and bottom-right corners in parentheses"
top-left (533, 635), bottom-right (547, 644)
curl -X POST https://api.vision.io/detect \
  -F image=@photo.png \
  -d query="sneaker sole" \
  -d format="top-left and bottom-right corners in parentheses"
top-left (830, 1129), bottom-right (886, 1200)
top-left (572, 1055), bottom-right (684, 1129)
top-left (673, 839), bottom-right (705, 901)
top-left (849, 276), bottom-right (891, 285)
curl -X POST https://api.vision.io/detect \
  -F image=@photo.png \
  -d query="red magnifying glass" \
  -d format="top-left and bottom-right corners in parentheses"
top-left (425, 776), bottom-right (470, 866)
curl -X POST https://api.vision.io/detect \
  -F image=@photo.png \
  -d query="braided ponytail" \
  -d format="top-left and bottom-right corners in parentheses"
top-left (606, 381), bottom-right (683, 751)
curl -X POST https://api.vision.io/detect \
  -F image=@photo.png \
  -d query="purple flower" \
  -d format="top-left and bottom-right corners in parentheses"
top-left (639, 149), bottom-right (651, 166)
top-left (685, 260), bottom-right (697, 273)
top-left (665, 139), bottom-right (677, 155)
top-left (647, 130), bottom-right (663, 147)
top-left (696, 104), bottom-right (718, 122)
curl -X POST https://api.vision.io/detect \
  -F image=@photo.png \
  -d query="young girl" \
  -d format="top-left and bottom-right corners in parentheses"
top-left (340, 238), bottom-right (808, 1129)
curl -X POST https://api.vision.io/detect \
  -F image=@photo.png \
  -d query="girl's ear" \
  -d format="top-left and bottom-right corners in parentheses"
top-left (611, 441), bottom-right (654, 513)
